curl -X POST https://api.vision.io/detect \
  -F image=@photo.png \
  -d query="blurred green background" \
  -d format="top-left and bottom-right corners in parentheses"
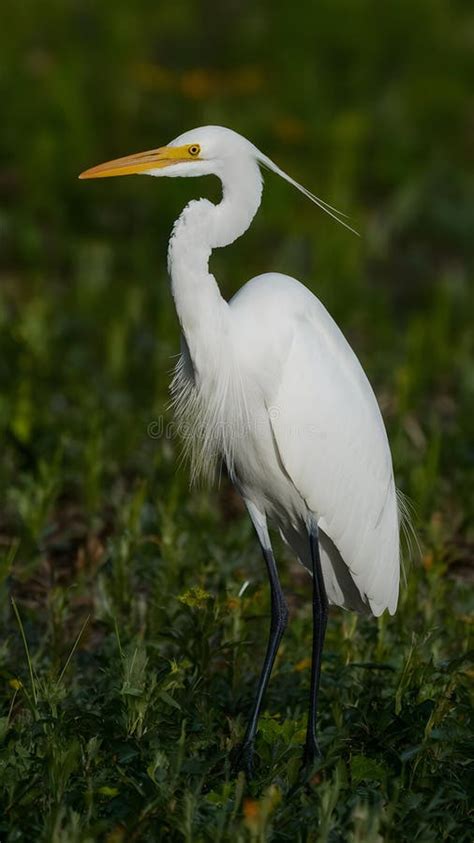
top-left (0, 1), bottom-right (473, 841)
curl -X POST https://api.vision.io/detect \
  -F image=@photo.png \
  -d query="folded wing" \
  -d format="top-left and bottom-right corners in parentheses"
top-left (269, 305), bottom-right (400, 616)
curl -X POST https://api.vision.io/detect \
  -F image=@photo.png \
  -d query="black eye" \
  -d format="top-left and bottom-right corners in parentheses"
top-left (188, 145), bottom-right (200, 156)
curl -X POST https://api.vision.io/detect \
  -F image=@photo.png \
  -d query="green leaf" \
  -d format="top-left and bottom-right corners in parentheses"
top-left (159, 689), bottom-right (181, 711)
top-left (351, 755), bottom-right (388, 783)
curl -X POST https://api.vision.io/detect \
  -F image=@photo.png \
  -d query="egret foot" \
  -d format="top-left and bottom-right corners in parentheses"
top-left (233, 741), bottom-right (256, 779)
top-left (302, 736), bottom-right (322, 770)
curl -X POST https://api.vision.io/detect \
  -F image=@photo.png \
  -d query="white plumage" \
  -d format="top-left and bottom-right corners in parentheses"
top-left (80, 125), bottom-right (401, 769)
top-left (161, 127), bottom-right (400, 617)
top-left (172, 270), bottom-right (399, 616)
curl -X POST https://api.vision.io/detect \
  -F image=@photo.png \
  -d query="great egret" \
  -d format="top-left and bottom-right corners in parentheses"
top-left (80, 126), bottom-right (400, 774)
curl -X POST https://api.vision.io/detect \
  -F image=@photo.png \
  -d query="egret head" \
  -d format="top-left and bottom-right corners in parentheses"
top-left (79, 125), bottom-right (357, 234)
top-left (79, 126), bottom-right (256, 181)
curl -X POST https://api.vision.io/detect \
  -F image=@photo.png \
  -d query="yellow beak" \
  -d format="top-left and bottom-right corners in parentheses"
top-left (79, 144), bottom-right (196, 179)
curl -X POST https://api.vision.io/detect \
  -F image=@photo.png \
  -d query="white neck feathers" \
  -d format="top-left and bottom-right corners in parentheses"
top-left (167, 156), bottom-right (262, 482)
top-left (167, 157), bottom-right (262, 375)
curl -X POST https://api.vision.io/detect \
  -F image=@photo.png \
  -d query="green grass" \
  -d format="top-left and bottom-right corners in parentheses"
top-left (1, 0), bottom-right (473, 840)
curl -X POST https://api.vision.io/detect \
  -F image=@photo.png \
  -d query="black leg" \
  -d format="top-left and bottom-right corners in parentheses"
top-left (236, 542), bottom-right (288, 777)
top-left (303, 524), bottom-right (328, 766)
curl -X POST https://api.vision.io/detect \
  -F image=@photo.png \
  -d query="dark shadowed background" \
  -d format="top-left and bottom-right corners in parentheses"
top-left (0, 1), bottom-right (473, 840)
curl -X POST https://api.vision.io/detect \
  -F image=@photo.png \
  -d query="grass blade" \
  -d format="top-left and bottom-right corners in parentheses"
top-left (57, 614), bottom-right (91, 686)
top-left (11, 597), bottom-right (37, 708)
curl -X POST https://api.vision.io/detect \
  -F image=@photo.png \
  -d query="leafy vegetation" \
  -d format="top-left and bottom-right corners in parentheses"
top-left (0, 0), bottom-right (473, 840)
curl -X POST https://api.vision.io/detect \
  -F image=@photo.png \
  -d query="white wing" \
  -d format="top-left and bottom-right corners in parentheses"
top-left (268, 287), bottom-right (400, 616)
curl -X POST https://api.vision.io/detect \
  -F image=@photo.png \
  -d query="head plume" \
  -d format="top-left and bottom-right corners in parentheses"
top-left (255, 149), bottom-right (359, 236)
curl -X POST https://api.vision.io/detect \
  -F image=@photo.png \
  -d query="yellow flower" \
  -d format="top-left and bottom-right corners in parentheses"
top-left (422, 552), bottom-right (433, 571)
top-left (178, 586), bottom-right (211, 609)
top-left (98, 786), bottom-right (119, 797)
top-left (243, 798), bottom-right (260, 832)
top-left (294, 657), bottom-right (312, 672)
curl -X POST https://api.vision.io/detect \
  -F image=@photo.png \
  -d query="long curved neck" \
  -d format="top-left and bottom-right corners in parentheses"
top-left (168, 157), bottom-right (262, 379)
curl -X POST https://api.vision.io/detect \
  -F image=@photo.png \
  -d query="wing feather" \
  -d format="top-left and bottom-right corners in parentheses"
top-left (269, 305), bottom-right (400, 616)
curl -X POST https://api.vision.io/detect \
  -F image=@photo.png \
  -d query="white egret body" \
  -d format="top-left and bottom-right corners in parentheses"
top-left (80, 125), bottom-right (400, 772)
